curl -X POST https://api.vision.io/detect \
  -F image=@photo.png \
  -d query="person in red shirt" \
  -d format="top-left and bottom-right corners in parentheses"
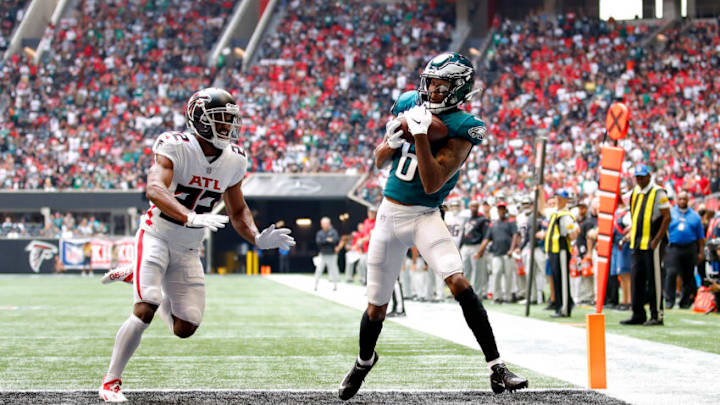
top-left (355, 207), bottom-right (377, 285)
top-left (344, 222), bottom-right (366, 283)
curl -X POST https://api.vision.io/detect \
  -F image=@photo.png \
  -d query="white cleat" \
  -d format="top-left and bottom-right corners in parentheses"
top-left (101, 265), bottom-right (133, 285)
top-left (99, 377), bottom-right (127, 402)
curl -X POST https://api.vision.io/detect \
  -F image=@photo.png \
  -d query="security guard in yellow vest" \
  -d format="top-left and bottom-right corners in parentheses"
top-left (544, 189), bottom-right (579, 318)
top-left (620, 164), bottom-right (671, 326)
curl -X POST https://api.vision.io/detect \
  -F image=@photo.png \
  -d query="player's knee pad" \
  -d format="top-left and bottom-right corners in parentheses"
top-left (134, 258), bottom-right (166, 306)
top-left (140, 286), bottom-right (163, 306)
top-left (173, 305), bottom-right (203, 327)
top-left (438, 253), bottom-right (464, 280)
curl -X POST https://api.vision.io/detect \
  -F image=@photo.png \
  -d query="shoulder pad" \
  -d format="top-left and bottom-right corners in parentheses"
top-left (157, 131), bottom-right (191, 145)
top-left (227, 144), bottom-right (249, 186)
top-left (228, 144), bottom-right (247, 158)
top-left (444, 112), bottom-right (486, 145)
top-left (153, 132), bottom-right (190, 165)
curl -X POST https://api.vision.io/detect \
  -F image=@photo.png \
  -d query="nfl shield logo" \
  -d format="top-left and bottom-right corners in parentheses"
top-left (206, 167), bottom-right (212, 174)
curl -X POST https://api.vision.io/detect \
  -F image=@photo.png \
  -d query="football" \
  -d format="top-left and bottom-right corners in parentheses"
top-left (399, 114), bottom-right (449, 143)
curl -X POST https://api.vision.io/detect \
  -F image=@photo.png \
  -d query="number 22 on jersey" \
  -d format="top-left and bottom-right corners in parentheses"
top-left (159, 185), bottom-right (222, 226)
top-left (395, 143), bottom-right (418, 182)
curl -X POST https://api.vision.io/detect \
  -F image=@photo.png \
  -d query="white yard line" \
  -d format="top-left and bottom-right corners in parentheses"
top-left (268, 274), bottom-right (720, 405)
top-left (0, 388), bottom-right (592, 393)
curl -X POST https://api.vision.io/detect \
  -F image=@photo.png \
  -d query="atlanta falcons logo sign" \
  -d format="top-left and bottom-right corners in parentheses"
top-left (25, 241), bottom-right (58, 273)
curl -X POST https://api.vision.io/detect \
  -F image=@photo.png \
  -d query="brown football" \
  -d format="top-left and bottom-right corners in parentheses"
top-left (399, 114), bottom-right (449, 144)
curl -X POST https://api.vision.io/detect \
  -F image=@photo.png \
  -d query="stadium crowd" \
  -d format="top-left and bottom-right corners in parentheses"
top-left (0, 0), bottom-right (28, 54)
top-left (360, 15), bottom-right (720, 206)
top-left (1, 1), bottom-right (719, 313)
top-left (1, 212), bottom-right (109, 238)
top-left (1, 0), bottom-right (233, 190)
top-left (217, 0), bottom-right (454, 174)
top-left (2, 1), bottom-right (719, 202)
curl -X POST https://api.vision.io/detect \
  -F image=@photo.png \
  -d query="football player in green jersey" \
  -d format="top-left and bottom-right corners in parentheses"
top-left (339, 53), bottom-right (528, 400)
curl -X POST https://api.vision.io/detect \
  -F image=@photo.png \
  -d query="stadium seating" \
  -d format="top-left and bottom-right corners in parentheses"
top-left (217, 0), bottom-right (454, 174)
top-left (2, 3), bottom-right (720, 206)
top-left (0, 0), bottom-right (28, 53)
top-left (1, 0), bottom-right (233, 190)
top-left (0, 211), bottom-right (108, 238)
top-left (361, 16), bottom-right (720, 206)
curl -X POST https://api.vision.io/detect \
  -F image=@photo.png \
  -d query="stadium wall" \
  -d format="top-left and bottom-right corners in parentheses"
top-left (0, 238), bottom-right (58, 273)
top-left (0, 191), bottom-right (148, 212)
top-left (212, 198), bottom-right (370, 274)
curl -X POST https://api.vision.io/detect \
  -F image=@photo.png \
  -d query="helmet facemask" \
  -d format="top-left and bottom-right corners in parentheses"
top-left (418, 53), bottom-right (479, 113)
top-left (201, 103), bottom-right (242, 149)
top-left (189, 98), bottom-right (242, 150)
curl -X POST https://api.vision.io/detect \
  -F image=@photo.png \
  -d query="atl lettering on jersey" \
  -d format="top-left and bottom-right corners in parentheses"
top-left (139, 131), bottom-right (247, 249)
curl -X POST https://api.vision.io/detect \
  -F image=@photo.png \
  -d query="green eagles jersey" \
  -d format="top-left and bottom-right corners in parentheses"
top-left (383, 90), bottom-right (486, 207)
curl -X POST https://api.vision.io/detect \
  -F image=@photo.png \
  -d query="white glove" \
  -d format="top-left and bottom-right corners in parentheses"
top-left (385, 117), bottom-right (404, 149)
top-left (185, 212), bottom-right (228, 232)
top-left (255, 224), bottom-right (296, 250)
top-left (404, 105), bottom-right (432, 136)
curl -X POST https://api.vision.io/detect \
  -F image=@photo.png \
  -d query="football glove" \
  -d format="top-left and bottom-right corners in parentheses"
top-left (185, 212), bottom-right (228, 232)
top-left (404, 105), bottom-right (432, 136)
top-left (385, 116), bottom-right (404, 149)
top-left (255, 224), bottom-right (296, 250)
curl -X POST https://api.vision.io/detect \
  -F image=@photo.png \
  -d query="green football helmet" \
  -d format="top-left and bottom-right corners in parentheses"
top-left (419, 52), bottom-right (476, 113)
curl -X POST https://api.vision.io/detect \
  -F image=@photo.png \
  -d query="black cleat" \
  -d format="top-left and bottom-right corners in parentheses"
top-left (490, 363), bottom-right (528, 394)
top-left (619, 317), bottom-right (645, 325)
top-left (338, 352), bottom-right (378, 400)
top-left (386, 311), bottom-right (406, 318)
top-left (643, 318), bottom-right (663, 326)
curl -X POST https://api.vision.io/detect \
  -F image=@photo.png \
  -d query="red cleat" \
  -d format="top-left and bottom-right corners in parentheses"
top-left (98, 376), bottom-right (127, 402)
top-left (101, 265), bottom-right (133, 284)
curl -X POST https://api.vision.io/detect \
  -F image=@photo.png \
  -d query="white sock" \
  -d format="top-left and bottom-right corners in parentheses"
top-left (357, 353), bottom-right (374, 366)
top-left (487, 358), bottom-right (504, 370)
top-left (106, 314), bottom-right (149, 380)
top-left (157, 295), bottom-right (174, 332)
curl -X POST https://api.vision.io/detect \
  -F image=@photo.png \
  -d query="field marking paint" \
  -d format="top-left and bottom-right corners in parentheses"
top-left (0, 388), bottom-right (593, 393)
top-left (267, 274), bottom-right (720, 405)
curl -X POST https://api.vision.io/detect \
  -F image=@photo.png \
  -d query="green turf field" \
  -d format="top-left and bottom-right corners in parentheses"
top-left (483, 300), bottom-right (720, 354)
top-left (0, 275), bottom-right (568, 391)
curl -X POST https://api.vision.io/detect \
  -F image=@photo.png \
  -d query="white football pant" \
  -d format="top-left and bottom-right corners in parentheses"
top-left (366, 199), bottom-right (464, 306)
top-left (133, 229), bottom-right (205, 325)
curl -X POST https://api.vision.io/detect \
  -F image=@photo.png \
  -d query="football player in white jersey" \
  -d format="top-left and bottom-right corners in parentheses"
top-left (444, 198), bottom-right (469, 248)
top-left (99, 88), bottom-right (295, 402)
top-left (438, 198), bottom-right (468, 299)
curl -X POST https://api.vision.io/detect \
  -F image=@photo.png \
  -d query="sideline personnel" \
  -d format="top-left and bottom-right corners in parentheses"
top-left (664, 191), bottom-right (705, 309)
top-left (620, 165), bottom-right (671, 326)
top-left (544, 189), bottom-right (579, 318)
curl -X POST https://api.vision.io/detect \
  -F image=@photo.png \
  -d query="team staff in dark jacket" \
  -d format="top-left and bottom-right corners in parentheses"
top-left (519, 196), bottom-right (547, 304)
top-left (460, 200), bottom-right (491, 297)
top-left (478, 201), bottom-right (520, 303)
top-left (315, 217), bottom-right (342, 291)
top-left (573, 200), bottom-right (596, 305)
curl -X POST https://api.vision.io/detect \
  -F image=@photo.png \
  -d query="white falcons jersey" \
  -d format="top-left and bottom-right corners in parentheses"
top-left (140, 131), bottom-right (247, 248)
top-left (444, 211), bottom-right (469, 248)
